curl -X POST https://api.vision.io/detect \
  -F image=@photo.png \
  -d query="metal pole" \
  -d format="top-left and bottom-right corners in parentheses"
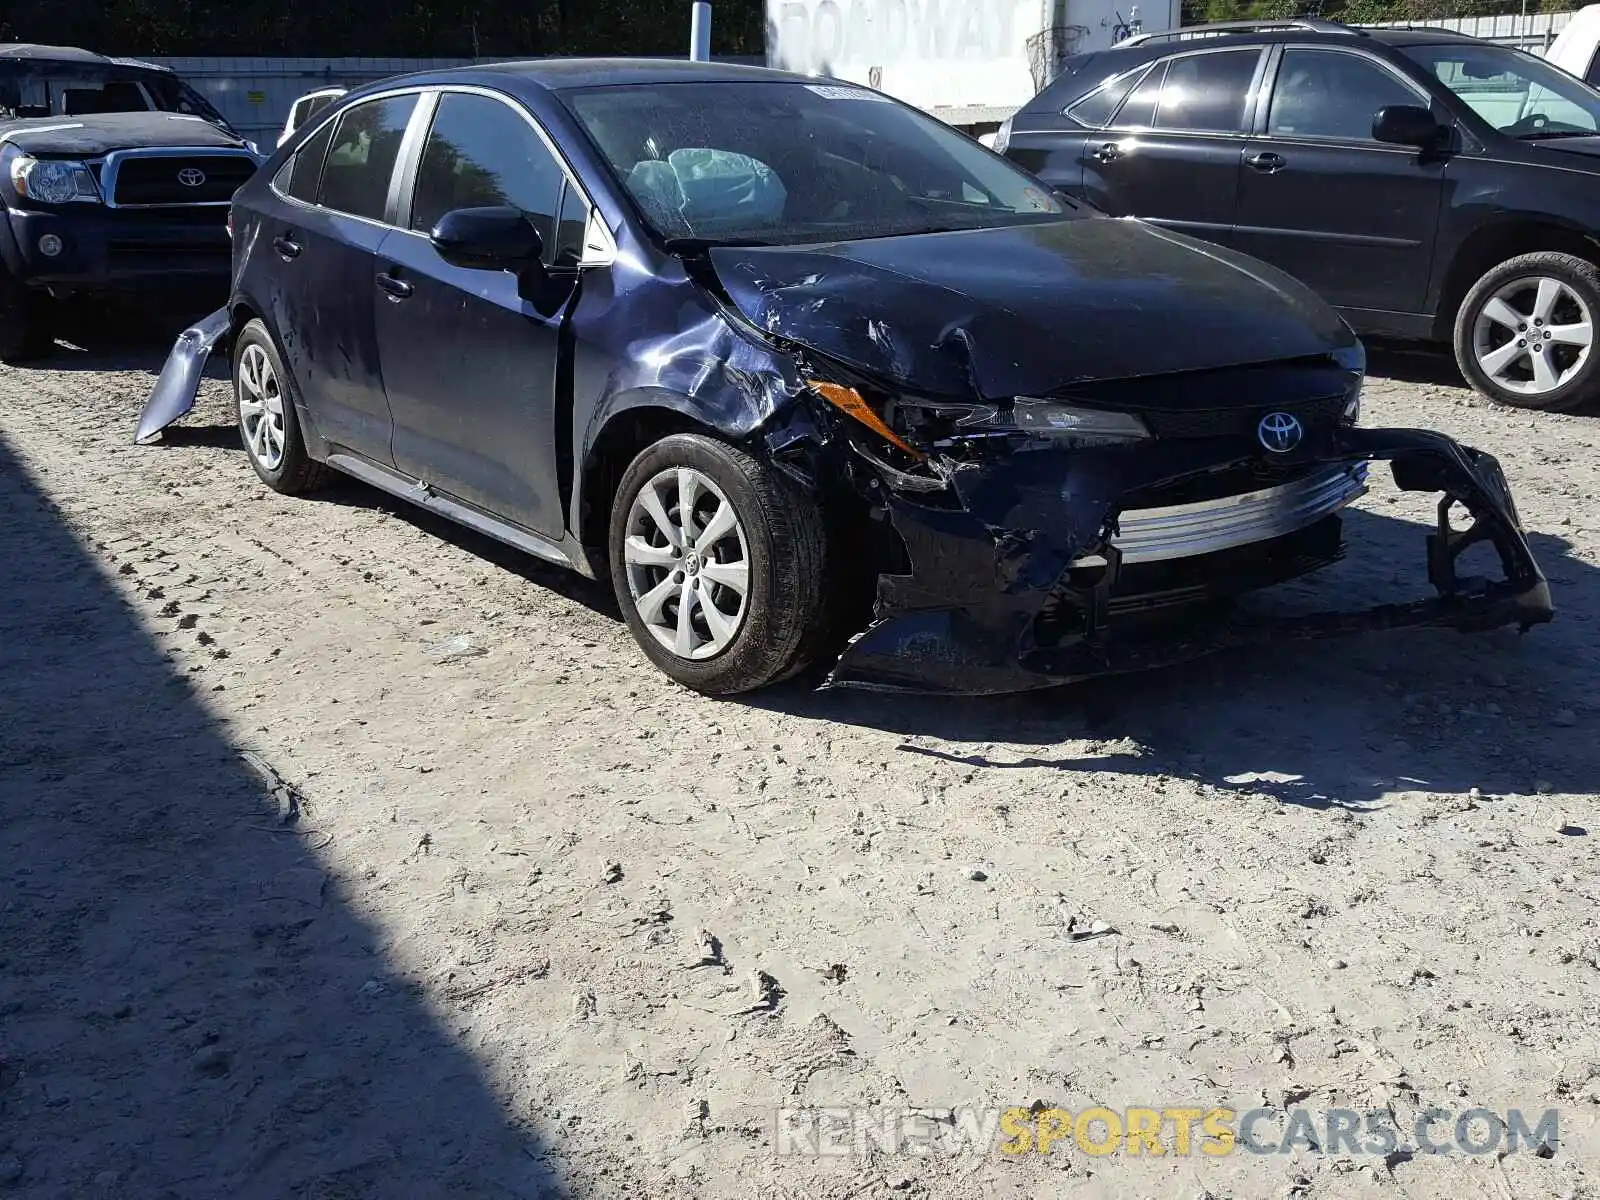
top-left (690, 3), bottom-right (712, 61)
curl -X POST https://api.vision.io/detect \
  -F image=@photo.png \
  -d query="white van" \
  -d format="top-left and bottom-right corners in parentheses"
top-left (1545, 5), bottom-right (1600, 84)
top-left (276, 86), bottom-right (345, 147)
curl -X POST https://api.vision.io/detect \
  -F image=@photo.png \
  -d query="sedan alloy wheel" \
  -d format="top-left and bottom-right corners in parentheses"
top-left (623, 466), bottom-right (751, 660)
top-left (237, 342), bottom-right (287, 472)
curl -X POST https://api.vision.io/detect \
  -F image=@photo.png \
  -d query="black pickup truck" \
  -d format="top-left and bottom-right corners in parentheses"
top-left (0, 45), bottom-right (264, 361)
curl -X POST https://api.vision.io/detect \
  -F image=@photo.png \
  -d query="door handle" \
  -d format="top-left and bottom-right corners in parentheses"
top-left (1245, 151), bottom-right (1285, 173)
top-left (1092, 141), bottom-right (1122, 164)
top-left (375, 271), bottom-right (413, 301)
top-left (272, 235), bottom-right (302, 261)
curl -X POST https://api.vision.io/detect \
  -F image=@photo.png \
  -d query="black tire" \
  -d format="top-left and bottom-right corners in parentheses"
top-left (608, 432), bottom-right (829, 695)
top-left (0, 270), bottom-right (54, 365)
top-left (231, 318), bottom-right (329, 494)
top-left (1454, 251), bottom-right (1600, 412)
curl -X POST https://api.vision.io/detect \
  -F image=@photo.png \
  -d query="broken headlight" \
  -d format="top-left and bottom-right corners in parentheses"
top-left (808, 378), bottom-right (1151, 457)
top-left (8, 155), bottom-right (101, 205)
top-left (902, 396), bottom-right (1152, 454)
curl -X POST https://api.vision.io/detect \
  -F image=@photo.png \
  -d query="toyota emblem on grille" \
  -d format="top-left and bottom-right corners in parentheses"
top-left (1258, 411), bottom-right (1303, 454)
top-left (177, 167), bottom-right (207, 188)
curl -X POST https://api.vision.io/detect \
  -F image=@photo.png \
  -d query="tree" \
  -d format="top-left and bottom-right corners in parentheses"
top-left (4, 0), bottom-right (769, 58)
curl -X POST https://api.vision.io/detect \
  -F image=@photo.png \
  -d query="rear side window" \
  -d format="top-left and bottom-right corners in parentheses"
top-left (1151, 49), bottom-right (1262, 132)
top-left (279, 119), bottom-right (334, 203)
top-left (1066, 65), bottom-right (1149, 127)
top-left (317, 94), bottom-right (418, 222)
top-left (407, 92), bottom-right (567, 259)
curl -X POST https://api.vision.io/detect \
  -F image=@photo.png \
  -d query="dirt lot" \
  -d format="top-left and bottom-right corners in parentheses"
top-left (1, 322), bottom-right (1598, 1200)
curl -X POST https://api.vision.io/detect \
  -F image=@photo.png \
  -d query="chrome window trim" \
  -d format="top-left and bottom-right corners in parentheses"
top-left (99, 145), bottom-right (263, 210)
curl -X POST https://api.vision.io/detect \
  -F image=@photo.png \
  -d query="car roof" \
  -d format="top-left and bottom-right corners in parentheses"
top-left (385, 57), bottom-right (814, 93)
top-left (0, 43), bottom-right (171, 72)
top-left (1095, 23), bottom-right (1486, 58)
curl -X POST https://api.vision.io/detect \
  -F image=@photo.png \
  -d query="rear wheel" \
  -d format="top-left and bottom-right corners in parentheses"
top-left (0, 270), bottom-right (53, 364)
top-left (232, 319), bottom-right (329, 494)
top-left (608, 432), bottom-right (829, 694)
top-left (1454, 251), bottom-right (1600, 411)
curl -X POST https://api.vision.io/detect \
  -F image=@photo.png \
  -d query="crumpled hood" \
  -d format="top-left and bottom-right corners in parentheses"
top-left (0, 112), bottom-right (246, 157)
top-left (709, 217), bottom-right (1356, 399)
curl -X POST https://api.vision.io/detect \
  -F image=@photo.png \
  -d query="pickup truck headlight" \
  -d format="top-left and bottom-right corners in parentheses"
top-left (9, 156), bottom-right (101, 205)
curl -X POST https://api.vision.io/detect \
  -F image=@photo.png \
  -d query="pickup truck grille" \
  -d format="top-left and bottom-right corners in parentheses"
top-left (105, 153), bottom-right (258, 207)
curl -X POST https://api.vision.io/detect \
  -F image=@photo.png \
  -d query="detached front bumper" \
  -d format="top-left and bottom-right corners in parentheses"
top-left (826, 427), bottom-right (1552, 694)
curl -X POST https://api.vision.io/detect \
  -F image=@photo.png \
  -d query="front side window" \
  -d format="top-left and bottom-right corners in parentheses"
top-left (317, 94), bottom-right (418, 222)
top-left (563, 80), bottom-right (1072, 246)
top-left (1269, 50), bottom-right (1424, 141)
top-left (408, 92), bottom-right (568, 256)
top-left (1402, 42), bottom-right (1600, 137)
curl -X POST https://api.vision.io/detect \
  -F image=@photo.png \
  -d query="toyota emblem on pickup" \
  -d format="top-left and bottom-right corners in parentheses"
top-left (1258, 411), bottom-right (1303, 453)
top-left (177, 167), bottom-right (207, 188)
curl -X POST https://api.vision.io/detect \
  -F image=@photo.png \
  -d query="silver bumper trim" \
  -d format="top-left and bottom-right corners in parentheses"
top-left (1074, 463), bottom-right (1369, 567)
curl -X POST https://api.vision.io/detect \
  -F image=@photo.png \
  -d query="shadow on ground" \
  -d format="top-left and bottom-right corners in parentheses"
top-left (0, 432), bottom-right (564, 1197)
top-left (31, 297), bottom-right (218, 374)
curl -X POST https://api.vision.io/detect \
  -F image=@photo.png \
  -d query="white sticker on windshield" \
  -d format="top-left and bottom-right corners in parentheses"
top-left (805, 84), bottom-right (890, 102)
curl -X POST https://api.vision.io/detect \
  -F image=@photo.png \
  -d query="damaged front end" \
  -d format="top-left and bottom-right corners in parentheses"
top-left (776, 365), bottom-right (1553, 696)
top-left (133, 306), bottom-right (229, 445)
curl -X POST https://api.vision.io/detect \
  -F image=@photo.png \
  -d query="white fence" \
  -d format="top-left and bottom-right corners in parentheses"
top-left (1361, 10), bottom-right (1575, 52)
top-left (150, 54), bottom-right (762, 146)
top-left (152, 15), bottom-right (1585, 146)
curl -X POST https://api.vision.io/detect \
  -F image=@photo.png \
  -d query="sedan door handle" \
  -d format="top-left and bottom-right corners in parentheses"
top-left (272, 235), bottom-right (302, 261)
top-left (1092, 141), bottom-right (1122, 164)
top-left (1245, 151), bottom-right (1285, 174)
top-left (375, 271), bottom-right (413, 301)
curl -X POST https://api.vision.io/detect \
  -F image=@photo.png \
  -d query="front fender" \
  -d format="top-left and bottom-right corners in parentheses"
top-left (134, 307), bottom-right (231, 444)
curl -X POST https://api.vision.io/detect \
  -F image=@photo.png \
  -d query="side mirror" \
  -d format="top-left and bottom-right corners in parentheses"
top-left (429, 206), bottom-right (545, 271)
top-left (1373, 105), bottom-right (1446, 149)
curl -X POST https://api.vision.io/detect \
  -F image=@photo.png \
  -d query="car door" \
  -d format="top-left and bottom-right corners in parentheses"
top-left (265, 92), bottom-right (418, 463)
top-left (1077, 46), bottom-right (1267, 243)
top-left (1232, 46), bottom-right (1447, 314)
top-left (374, 89), bottom-right (585, 539)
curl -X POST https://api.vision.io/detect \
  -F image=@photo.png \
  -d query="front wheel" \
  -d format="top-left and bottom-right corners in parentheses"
top-left (0, 271), bottom-right (53, 365)
top-left (608, 432), bottom-right (829, 694)
top-left (1454, 251), bottom-right (1600, 412)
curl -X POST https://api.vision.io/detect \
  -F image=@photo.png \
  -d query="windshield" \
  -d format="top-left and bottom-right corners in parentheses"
top-left (0, 65), bottom-right (232, 131)
top-left (563, 80), bottom-right (1071, 246)
top-left (1401, 42), bottom-right (1600, 137)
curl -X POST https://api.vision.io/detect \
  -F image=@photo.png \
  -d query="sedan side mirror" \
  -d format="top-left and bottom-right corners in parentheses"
top-left (430, 206), bottom-right (545, 272)
top-left (1372, 105), bottom-right (1447, 149)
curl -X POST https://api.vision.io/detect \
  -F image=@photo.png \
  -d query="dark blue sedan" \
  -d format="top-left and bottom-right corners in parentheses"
top-left (139, 59), bottom-right (1550, 694)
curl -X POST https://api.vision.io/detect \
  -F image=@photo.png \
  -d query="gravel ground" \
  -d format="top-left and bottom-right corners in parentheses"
top-left (1, 320), bottom-right (1597, 1200)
